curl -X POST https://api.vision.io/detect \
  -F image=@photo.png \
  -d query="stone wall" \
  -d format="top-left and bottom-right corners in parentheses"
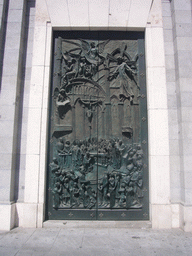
top-left (162, 0), bottom-right (192, 232)
top-left (0, 0), bottom-right (191, 231)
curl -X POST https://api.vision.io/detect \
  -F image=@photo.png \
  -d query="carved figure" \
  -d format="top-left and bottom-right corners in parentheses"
top-left (108, 174), bottom-right (116, 208)
top-left (53, 182), bottom-right (62, 209)
top-left (79, 39), bottom-right (109, 70)
top-left (115, 173), bottom-right (121, 203)
top-left (57, 138), bottom-right (64, 154)
top-left (108, 56), bottom-right (136, 101)
top-left (83, 152), bottom-right (93, 173)
top-left (79, 57), bottom-right (87, 77)
top-left (70, 181), bottom-right (79, 207)
top-left (79, 183), bottom-right (86, 206)
top-left (50, 137), bottom-right (144, 209)
top-left (98, 180), bottom-right (104, 206)
top-left (101, 173), bottom-right (109, 207)
top-left (64, 58), bottom-right (79, 83)
top-left (80, 97), bottom-right (102, 123)
top-left (54, 88), bottom-right (70, 119)
top-left (86, 186), bottom-right (96, 209)
top-left (118, 183), bottom-right (126, 207)
top-left (50, 158), bottom-right (60, 185)
top-left (63, 178), bottom-right (70, 205)
top-left (61, 39), bottom-right (109, 82)
top-left (50, 158), bottom-right (60, 174)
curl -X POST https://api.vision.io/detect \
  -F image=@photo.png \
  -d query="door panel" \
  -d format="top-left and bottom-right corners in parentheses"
top-left (46, 31), bottom-right (149, 220)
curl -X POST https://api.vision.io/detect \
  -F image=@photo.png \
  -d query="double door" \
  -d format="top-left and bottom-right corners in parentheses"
top-left (46, 31), bottom-right (149, 220)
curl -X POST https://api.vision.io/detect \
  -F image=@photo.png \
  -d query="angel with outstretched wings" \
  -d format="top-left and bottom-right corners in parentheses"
top-left (79, 39), bottom-right (109, 67)
top-left (62, 39), bottom-right (109, 68)
top-left (106, 42), bottom-right (139, 101)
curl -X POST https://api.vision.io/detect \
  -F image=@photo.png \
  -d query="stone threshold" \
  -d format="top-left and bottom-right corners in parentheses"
top-left (43, 220), bottom-right (152, 229)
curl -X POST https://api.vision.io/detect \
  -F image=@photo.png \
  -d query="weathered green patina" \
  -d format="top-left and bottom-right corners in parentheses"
top-left (46, 31), bottom-right (149, 220)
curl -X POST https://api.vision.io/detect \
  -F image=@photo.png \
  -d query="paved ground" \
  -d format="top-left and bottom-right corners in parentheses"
top-left (0, 222), bottom-right (192, 256)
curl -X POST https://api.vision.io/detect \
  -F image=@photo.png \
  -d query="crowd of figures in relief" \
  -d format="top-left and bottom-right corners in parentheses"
top-left (50, 138), bottom-right (144, 209)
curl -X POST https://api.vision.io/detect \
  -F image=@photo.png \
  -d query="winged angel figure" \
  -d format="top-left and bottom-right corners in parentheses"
top-left (78, 39), bottom-right (109, 68)
top-left (107, 44), bottom-right (139, 101)
top-left (62, 39), bottom-right (109, 80)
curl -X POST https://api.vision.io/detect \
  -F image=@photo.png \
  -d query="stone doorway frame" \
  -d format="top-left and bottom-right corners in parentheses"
top-left (15, 2), bottom-right (173, 229)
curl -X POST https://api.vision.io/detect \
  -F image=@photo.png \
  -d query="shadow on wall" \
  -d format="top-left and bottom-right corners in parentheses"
top-left (0, 0), bottom-right (9, 91)
top-left (12, 0), bottom-right (36, 202)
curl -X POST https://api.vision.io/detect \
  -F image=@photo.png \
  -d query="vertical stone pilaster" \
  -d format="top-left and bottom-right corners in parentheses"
top-left (0, 0), bottom-right (27, 230)
top-left (22, 0), bottom-right (51, 228)
top-left (146, 0), bottom-right (171, 229)
top-left (170, 0), bottom-right (192, 231)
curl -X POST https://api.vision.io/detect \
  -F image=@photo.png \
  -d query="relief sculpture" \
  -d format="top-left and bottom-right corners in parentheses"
top-left (50, 139), bottom-right (144, 209)
top-left (48, 34), bottom-right (148, 217)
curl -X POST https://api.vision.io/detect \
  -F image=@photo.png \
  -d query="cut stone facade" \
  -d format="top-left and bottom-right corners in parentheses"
top-left (0, 0), bottom-right (192, 231)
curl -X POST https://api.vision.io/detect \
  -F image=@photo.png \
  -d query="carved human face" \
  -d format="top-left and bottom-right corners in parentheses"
top-left (109, 175), bottom-right (115, 185)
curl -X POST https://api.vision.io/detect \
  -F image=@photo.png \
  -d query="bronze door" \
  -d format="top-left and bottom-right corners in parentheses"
top-left (46, 31), bottom-right (149, 220)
